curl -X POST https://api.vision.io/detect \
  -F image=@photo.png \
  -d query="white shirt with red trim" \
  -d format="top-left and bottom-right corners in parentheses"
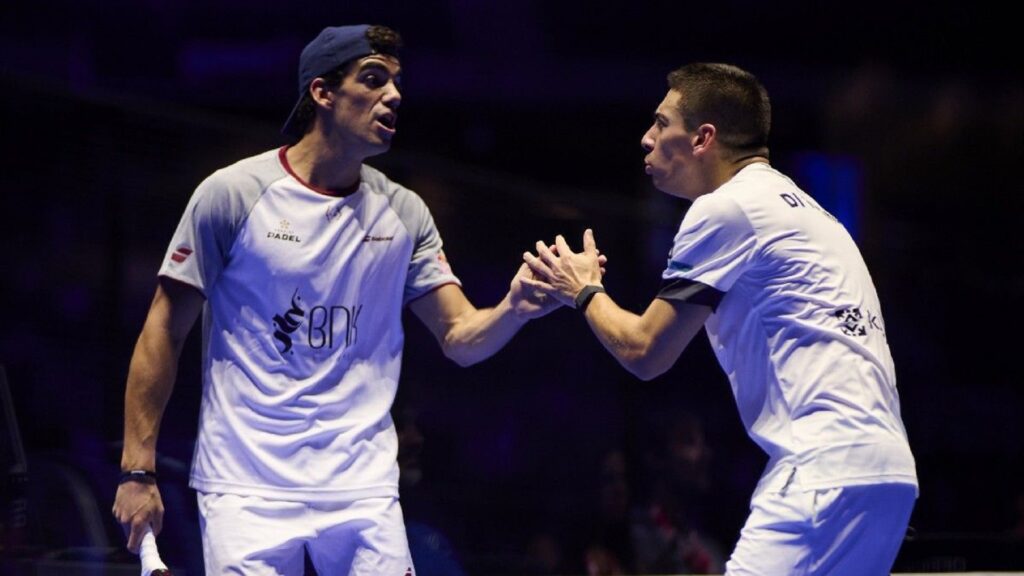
top-left (662, 162), bottom-right (916, 497)
top-left (159, 147), bottom-right (460, 502)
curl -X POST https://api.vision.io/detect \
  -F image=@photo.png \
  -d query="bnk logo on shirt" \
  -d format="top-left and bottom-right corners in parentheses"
top-left (271, 289), bottom-right (362, 354)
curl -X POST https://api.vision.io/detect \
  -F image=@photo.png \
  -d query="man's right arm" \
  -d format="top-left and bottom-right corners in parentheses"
top-left (112, 277), bottom-right (204, 553)
top-left (522, 230), bottom-right (712, 380)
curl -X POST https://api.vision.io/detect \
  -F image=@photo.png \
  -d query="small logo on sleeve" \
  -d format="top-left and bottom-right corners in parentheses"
top-left (666, 260), bottom-right (693, 272)
top-left (437, 250), bottom-right (453, 275)
top-left (170, 245), bottom-right (193, 263)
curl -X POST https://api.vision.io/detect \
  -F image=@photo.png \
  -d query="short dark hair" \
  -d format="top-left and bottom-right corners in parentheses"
top-left (290, 25), bottom-right (403, 138)
top-left (666, 63), bottom-right (771, 158)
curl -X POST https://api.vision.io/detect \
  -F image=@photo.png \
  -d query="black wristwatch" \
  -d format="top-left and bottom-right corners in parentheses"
top-left (574, 285), bottom-right (606, 313)
top-left (119, 469), bottom-right (158, 485)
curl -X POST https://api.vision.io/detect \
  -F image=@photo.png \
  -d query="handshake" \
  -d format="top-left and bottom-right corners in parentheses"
top-left (509, 229), bottom-right (607, 318)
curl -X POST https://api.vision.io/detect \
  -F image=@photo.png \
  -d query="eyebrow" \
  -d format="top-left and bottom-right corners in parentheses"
top-left (358, 60), bottom-right (402, 76)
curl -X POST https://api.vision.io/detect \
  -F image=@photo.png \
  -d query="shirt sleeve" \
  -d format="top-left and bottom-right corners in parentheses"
top-left (157, 172), bottom-right (248, 296)
top-left (386, 185), bottom-right (462, 306)
top-left (660, 192), bottom-right (758, 298)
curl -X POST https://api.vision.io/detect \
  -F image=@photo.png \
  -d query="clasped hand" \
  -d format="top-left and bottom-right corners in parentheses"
top-left (521, 229), bottom-right (605, 308)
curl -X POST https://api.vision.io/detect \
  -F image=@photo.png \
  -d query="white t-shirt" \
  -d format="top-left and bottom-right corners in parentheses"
top-left (159, 148), bottom-right (460, 502)
top-left (659, 162), bottom-right (917, 497)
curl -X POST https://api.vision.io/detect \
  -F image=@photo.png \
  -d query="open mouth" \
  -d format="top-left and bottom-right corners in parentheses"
top-left (377, 113), bottom-right (397, 130)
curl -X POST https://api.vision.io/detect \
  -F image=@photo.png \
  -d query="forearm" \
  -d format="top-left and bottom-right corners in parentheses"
top-left (580, 293), bottom-right (660, 379)
top-left (120, 327), bottom-right (182, 471)
top-left (441, 292), bottom-right (527, 367)
top-left (523, 230), bottom-right (705, 380)
top-left (116, 339), bottom-right (173, 554)
top-left (115, 280), bottom-right (201, 550)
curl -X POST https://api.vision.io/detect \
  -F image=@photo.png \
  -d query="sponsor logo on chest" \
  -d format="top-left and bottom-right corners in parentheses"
top-left (271, 288), bottom-right (363, 355)
top-left (267, 219), bottom-right (301, 243)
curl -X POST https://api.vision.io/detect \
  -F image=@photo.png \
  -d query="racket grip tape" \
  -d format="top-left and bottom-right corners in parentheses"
top-left (140, 525), bottom-right (172, 576)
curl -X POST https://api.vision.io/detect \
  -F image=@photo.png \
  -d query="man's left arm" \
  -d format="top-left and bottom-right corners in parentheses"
top-left (578, 293), bottom-right (711, 381)
top-left (408, 263), bottom-right (557, 367)
top-left (522, 229), bottom-right (712, 380)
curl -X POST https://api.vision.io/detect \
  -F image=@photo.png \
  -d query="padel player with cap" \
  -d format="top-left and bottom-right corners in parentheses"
top-left (113, 24), bottom-right (561, 575)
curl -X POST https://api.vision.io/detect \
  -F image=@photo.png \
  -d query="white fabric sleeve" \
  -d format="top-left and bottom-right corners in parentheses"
top-left (386, 186), bottom-right (462, 305)
top-left (662, 193), bottom-right (758, 293)
top-left (157, 172), bottom-right (255, 295)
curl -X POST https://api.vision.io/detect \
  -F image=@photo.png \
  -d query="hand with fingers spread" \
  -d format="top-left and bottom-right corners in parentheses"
top-left (522, 229), bottom-right (605, 308)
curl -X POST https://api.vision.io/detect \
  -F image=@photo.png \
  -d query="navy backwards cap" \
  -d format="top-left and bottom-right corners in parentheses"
top-left (281, 24), bottom-right (374, 138)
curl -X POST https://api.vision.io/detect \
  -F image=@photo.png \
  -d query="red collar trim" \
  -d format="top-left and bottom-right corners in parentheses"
top-left (278, 146), bottom-right (360, 197)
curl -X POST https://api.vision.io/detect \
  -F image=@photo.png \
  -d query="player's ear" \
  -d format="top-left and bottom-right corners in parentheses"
top-left (692, 124), bottom-right (716, 154)
top-left (310, 78), bottom-right (334, 108)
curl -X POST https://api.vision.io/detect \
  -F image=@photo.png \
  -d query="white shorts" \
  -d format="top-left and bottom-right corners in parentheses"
top-left (197, 492), bottom-right (415, 576)
top-left (725, 481), bottom-right (916, 576)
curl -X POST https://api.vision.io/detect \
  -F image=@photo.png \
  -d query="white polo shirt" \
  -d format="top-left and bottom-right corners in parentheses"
top-left (659, 162), bottom-right (917, 497)
top-left (159, 148), bottom-right (460, 502)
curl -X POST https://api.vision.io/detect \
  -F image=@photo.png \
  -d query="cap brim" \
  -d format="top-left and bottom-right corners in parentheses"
top-left (280, 95), bottom-right (305, 140)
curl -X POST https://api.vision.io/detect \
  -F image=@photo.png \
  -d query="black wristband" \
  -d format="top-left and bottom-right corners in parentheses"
top-left (574, 285), bottom-right (606, 313)
top-left (119, 469), bottom-right (157, 485)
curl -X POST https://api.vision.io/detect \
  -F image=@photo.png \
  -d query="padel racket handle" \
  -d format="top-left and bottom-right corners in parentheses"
top-left (140, 525), bottom-right (172, 576)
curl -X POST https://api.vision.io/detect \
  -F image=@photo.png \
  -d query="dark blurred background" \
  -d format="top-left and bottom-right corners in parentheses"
top-left (2, 1), bottom-right (1022, 574)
